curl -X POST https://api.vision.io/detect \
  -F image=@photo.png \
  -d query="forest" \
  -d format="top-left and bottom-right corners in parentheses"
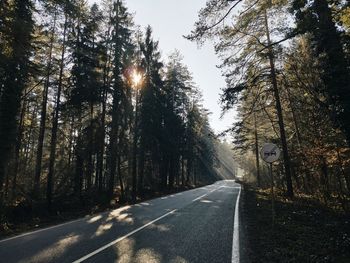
top-left (1, 0), bottom-right (350, 230)
top-left (0, 0), bottom-right (235, 225)
top-left (1, 0), bottom-right (350, 261)
top-left (187, 0), bottom-right (350, 210)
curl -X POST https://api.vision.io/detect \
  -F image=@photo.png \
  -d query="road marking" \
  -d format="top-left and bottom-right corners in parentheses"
top-left (192, 186), bottom-right (222, 202)
top-left (71, 209), bottom-right (177, 263)
top-left (0, 185), bottom-right (213, 244)
top-left (72, 184), bottom-right (223, 262)
top-left (221, 186), bottom-right (241, 189)
top-left (232, 184), bottom-right (242, 263)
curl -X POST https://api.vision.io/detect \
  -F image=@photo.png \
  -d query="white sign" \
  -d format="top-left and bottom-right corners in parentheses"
top-left (260, 143), bottom-right (280, 163)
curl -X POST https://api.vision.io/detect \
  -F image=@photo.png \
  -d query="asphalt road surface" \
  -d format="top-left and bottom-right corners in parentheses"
top-left (0, 180), bottom-right (241, 263)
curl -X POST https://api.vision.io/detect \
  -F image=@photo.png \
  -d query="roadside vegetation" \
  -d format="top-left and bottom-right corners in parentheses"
top-left (241, 185), bottom-right (350, 262)
top-left (189, 0), bottom-right (350, 206)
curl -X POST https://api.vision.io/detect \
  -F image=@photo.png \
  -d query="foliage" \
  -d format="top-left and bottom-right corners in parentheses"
top-left (189, 0), bottom-right (350, 205)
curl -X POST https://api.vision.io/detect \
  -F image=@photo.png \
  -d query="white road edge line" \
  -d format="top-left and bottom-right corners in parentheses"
top-left (232, 184), bottom-right (242, 263)
top-left (71, 209), bottom-right (177, 263)
top-left (72, 184), bottom-right (223, 263)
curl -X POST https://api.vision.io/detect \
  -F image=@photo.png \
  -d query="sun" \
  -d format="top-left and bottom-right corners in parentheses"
top-left (131, 70), bottom-right (143, 87)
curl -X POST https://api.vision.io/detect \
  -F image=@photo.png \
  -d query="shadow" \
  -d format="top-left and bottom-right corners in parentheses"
top-left (0, 181), bottom-right (240, 263)
top-left (84, 181), bottom-right (238, 263)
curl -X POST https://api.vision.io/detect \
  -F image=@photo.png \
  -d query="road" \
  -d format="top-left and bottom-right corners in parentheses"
top-left (0, 180), bottom-right (241, 263)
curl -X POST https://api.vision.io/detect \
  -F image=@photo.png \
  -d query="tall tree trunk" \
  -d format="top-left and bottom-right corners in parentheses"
top-left (47, 13), bottom-right (67, 209)
top-left (321, 156), bottom-right (330, 201)
top-left (96, 64), bottom-right (109, 192)
top-left (264, 9), bottom-right (294, 198)
top-left (169, 155), bottom-right (175, 188)
top-left (181, 154), bottom-right (185, 186)
top-left (74, 136), bottom-right (83, 199)
top-left (133, 89), bottom-right (139, 200)
top-left (175, 154), bottom-right (180, 186)
top-left (254, 113), bottom-right (261, 187)
top-left (74, 113), bottom-right (83, 199)
top-left (285, 85), bottom-right (302, 146)
top-left (108, 100), bottom-right (120, 197)
top-left (96, 92), bottom-right (106, 192)
top-left (137, 145), bottom-right (145, 199)
top-left (12, 97), bottom-right (27, 197)
top-left (336, 149), bottom-right (350, 195)
top-left (108, 0), bottom-right (121, 199)
top-left (67, 115), bottom-right (75, 170)
top-left (194, 158), bottom-right (197, 186)
top-left (23, 104), bottom-right (38, 179)
top-left (96, 4), bottom-right (112, 193)
top-left (160, 153), bottom-right (169, 189)
top-left (187, 154), bottom-right (192, 185)
top-left (34, 10), bottom-right (57, 197)
top-left (117, 155), bottom-right (124, 201)
top-left (86, 102), bottom-right (94, 191)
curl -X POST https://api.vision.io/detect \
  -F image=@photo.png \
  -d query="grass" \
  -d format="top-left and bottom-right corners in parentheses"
top-left (241, 185), bottom-right (350, 262)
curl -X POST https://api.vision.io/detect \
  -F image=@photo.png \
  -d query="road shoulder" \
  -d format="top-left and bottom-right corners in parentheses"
top-left (241, 184), bottom-right (350, 262)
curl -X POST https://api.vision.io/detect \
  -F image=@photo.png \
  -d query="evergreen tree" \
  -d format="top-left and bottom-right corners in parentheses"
top-left (0, 0), bottom-right (34, 204)
top-left (0, 0), bottom-right (11, 98)
top-left (47, 0), bottom-right (77, 209)
top-left (68, 0), bottom-right (103, 197)
top-left (187, 0), bottom-right (295, 197)
top-left (139, 26), bottom-right (165, 191)
top-left (291, 0), bottom-right (350, 145)
top-left (108, 0), bottom-right (133, 197)
top-left (164, 51), bottom-right (194, 187)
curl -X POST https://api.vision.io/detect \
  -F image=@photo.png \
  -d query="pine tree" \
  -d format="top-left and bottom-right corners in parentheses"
top-left (164, 51), bottom-right (194, 187)
top-left (187, 0), bottom-right (295, 197)
top-left (291, 0), bottom-right (350, 145)
top-left (0, 0), bottom-right (34, 204)
top-left (33, 2), bottom-right (58, 197)
top-left (68, 0), bottom-right (103, 197)
top-left (46, 0), bottom-right (76, 209)
top-left (108, 0), bottom-right (133, 197)
top-left (139, 26), bottom-right (165, 192)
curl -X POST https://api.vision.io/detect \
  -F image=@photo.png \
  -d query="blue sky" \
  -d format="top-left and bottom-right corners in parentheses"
top-left (89, 0), bottom-right (236, 133)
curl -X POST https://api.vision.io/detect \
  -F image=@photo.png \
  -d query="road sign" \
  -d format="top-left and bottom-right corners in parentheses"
top-left (260, 143), bottom-right (280, 163)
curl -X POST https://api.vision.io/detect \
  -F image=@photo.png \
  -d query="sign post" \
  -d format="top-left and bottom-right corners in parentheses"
top-left (260, 143), bottom-right (281, 226)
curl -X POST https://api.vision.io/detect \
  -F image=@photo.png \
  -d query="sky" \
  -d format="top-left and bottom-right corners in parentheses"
top-left (89, 0), bottom-right (236, 134)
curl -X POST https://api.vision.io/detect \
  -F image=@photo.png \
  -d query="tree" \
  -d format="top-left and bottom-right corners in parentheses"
top-left (139, 26), bottom-right (166, 192)
top-left (33, 2), bottom-right (59, 197)
top-left (0, 0), bottom-right (34, 205)
top-left (67, 0), bottom-right (103, 197)
top-left (107, 0), bottom-right (134, 198)
top-left (291, 0), bottom-right (350, 146)
top-left (187, 0), bottom-right (295, 197)
top-left (0, 0), bottom-right (11, 98)
top-left (163, 51), bottom-right (193, 187)
top-left (47, 0), bottom-right (76, 209)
